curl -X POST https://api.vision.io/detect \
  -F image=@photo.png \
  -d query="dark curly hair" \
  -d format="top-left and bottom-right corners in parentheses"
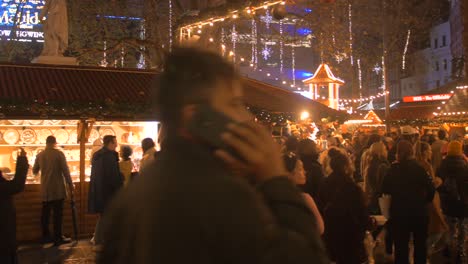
top-left (120, 145), bottom-right (133, 160)
top-left (283, 152), bottom-right (298, 173)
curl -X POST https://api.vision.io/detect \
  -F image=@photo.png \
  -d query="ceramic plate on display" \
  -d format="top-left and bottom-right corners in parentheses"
top-left (88, 129), bottom-right (100, 143)
top-left (100, 128), bottom-right (115, 137)
top-left (3, 129), bottom-right (19, 145)
top-left (50, 120), bottom-right (61, 125)
top-left (68, 131), bottom-right (78, 144)
top-left (43, 120), bottom-right (61, 125)
top-left (100, 121), bottom-right (113, 125)
top-left (20, 129), bottom-right (37, 144)
top-left (8, 120), bottom-right (22, 125)
top-left (54, 129), bottom-right (69, 144)
top-left (66, 120), bottom-right (78, 125)
top-left (37, 129), bottom-right (53, 144)
top-left (25, 120), bottom-right (42, 125)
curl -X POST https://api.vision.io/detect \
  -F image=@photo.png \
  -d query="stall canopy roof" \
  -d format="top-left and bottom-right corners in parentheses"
top-left (0, 63), bottom-right (346, 121)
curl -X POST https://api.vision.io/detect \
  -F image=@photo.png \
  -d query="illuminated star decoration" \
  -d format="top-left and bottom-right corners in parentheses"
top-left (261, 9), bottom-right (273, 29)
top-left (334, 52), bottom-right (348, 63)
top-left (261, 46), bottom-right (272, 60)
top-left (373, 63), bottom-right (382, 74)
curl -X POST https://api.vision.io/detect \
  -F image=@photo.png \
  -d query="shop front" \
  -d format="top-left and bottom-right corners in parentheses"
top-left (0, 63), bottom-right (159, 241)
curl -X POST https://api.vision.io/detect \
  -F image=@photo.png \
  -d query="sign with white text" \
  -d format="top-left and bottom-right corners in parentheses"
top-left (403, 93), bottom-right (453, 103)
top-left (0, 0), bottom-right (45, 42)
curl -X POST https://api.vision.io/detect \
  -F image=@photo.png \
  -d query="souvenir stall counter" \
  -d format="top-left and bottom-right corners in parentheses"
top-left (0, 119), bottom-right (159, 242)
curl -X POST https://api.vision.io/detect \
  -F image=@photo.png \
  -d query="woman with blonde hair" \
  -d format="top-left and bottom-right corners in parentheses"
top-left (415, 141), bottom-right (447, 255)
top-left (365, 142), bottom-right (390, 215)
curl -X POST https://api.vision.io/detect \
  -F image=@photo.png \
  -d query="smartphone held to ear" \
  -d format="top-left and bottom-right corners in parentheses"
top-left (188, 105), bottom-right (244, 161)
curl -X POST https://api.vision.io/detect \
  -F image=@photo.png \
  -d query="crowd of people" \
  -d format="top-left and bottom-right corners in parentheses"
top-left (0, 47), bottom-right (467, 264)
top-left (276, 126), bottom-right (467, 264)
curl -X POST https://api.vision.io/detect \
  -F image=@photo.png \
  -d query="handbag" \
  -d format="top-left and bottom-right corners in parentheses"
top-left (378, 194), bottom-right (391, 219)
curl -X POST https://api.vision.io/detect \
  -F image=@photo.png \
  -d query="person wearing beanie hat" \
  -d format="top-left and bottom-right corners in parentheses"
top-left (437, 140), bottom-right (468, 261)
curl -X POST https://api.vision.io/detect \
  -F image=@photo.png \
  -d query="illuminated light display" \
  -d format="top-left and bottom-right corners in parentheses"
top-left (402, 93), bottom-right (453, 103)
top-left (0, 0), bottom-right (46, 42)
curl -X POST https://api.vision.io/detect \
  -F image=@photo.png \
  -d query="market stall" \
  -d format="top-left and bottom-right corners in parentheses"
top-left (0, 63), bottom-right (159, 241)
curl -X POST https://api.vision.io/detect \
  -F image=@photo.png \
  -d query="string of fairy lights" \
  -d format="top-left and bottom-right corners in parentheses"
top-left (432, 85), bottom-right (468, 117)
top-left (177, 0), bottom-right (395, 105)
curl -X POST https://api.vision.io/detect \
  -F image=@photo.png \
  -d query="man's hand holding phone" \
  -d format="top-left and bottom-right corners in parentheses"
top-left (215, 121), bottom-right (288, 183)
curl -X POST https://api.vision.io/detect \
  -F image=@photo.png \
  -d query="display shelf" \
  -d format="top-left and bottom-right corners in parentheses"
top-left (0, 144), bottom-right (92, 147)
top-left (0, 125), bottom-right (81, 128)
top-left (114, 124), bottom-right (146, 127)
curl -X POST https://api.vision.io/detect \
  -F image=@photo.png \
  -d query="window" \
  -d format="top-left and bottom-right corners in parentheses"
top-left (442, 35), bottom-right (447, 46)
top-left (443, 59), bottom-right (448, 70)
top-left (435, 61), bottom-right (440, 71)
top-left (434, 38), bottom-right (438, 49)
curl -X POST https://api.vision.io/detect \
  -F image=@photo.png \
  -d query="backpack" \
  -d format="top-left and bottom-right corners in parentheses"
top-left (439, 158), bottom-right (468, 207)
top-left (442, 175), bottom-right (461, 202)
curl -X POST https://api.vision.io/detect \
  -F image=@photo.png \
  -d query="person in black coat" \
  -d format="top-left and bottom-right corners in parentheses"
top-left (88, 135), bottom-right (123, 245)
top-left (436, 141), bottom-right (468, 260)
top-left (297, 139), bottom-right (324, 200)
top-left (0, 149), bottom-right (28, 264)
top-left (318, 148), bottom-right (370, 264)
top-left (98, 47), bottom-right (328, 264)
top-left (382, 140), bottom-right (435, 264)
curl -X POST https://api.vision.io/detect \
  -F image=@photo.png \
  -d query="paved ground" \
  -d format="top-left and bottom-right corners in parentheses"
top-left (17, 237), bottom-right (459, 264)
top-left (18, 239), bottom-right (96, 264)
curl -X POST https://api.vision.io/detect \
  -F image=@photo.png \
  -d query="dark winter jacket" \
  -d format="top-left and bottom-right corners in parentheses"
top-left (299, 154), bottom-right (325, 200)
top-left (382, 159), bottom-right (435, 222)
top-left (317, 172), bottom-right (369, 264)
top-left (0, 156), bottom-right (28, 254)
top-left (88, 147), bottom-right (123, 214)
top-left (437, 155), bottom-right (468, 218)
top-left (366, 156), bottom-right (390, 214)
top-left (98, 137), bottom-right (328, 264)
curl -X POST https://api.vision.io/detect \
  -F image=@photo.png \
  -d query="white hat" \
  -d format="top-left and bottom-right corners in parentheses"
top-left (401, 126), bottom-right (417, 135)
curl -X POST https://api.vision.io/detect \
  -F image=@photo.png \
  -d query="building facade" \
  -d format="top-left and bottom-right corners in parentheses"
top-left (400, 21), bottom-right (453, 96)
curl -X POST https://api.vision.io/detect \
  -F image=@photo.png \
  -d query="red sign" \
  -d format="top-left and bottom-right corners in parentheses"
top-left (403, 93), bottom-right (452, 103)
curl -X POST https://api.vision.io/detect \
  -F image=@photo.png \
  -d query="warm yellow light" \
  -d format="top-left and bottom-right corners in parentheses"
top-left (250, 63), bottom-right (254, 67)
top-left (221, 44), bottom-right (226, 49)
top-left (282, 81), bottom-right (286, 84)
top-left (209, 38), bottom-right (214, 42)
top-left (197, 30), bottom-right (202, 34)
top-left (209, 22), bottom-right (214, 26)
top-left (300, 111), bottom-right (310, 121)
top-left (232, 14), bottom-right (238, 19)
top-left (281, 1), bottom-right (286, 5)
top-left (246, 9), bottom-right (252, 14)
top-left (240, 57), bottom-right (245, 62)
top-left (229, 51), bottom-right (234, 56)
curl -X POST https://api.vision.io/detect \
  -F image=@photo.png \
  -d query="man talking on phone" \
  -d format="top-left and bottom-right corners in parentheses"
top-left (98, 48), bottom-right (328, 264)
